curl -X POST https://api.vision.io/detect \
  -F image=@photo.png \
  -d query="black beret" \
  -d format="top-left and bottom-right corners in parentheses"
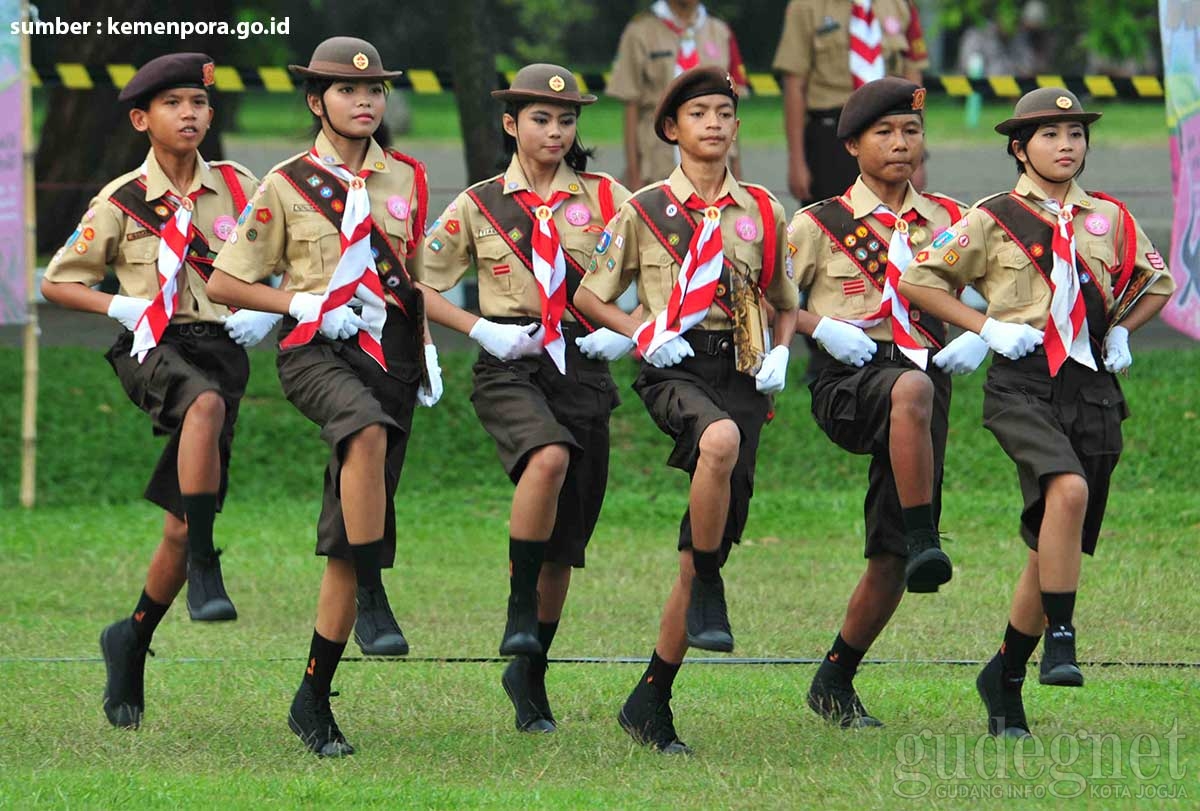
top-left (119, 53), bottom-right (215, 106)
top-left (836, 77), bottom-right (926, 140)
top-left (653, 66), bottom-right (739, 144)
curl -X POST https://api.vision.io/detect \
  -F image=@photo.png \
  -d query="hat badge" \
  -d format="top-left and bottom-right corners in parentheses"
top-left (912, 88), bottom-right (926, 111)
top-left (1055, 95), bottom-right (1073, 109)
top-left (548, 74), bottom-right (566, 92)
top-left (202, 62), bottom-right (216, 87)
top-left (353, 52), bottom-right (370, 71)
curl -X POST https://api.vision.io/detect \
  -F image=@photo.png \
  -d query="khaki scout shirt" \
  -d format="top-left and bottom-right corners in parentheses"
top-left (581, 165), bottom-right (799, 329)
top-left (788, 177), bottom-right (963, 345)
top-left (901, 175), bottom-right (1176, 329)
top-left (45, 149), bottom-right (258, 324)
top-left (214, 132), bottom-right (425, 293)
top-left (608, 10), bottom-right (748, 182)
top-left (420, 155), bottom-right (630, 321)
top-left (772, 0), bottom-right (930, 110)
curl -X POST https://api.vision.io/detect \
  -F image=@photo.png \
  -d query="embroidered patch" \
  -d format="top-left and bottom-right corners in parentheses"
top-left (735, 216), bottom-right (758, 241)
top-left (332, 200), bottom-right (344, 213)
top-left (867, 260), bottom-right (879, 273)
top-left (910, 228), bottom-right (926, 244)
top-left (445, 219), bottom-right (461, 235)
top-left (228, 231), bottom-right (239, 245)
top-left (855, 226), bottom-right (869, 238)
top-left (83, 208), bottom-right (95, 222)
top-left (595, 230), bottom-right (612, 253)
top-left (245, 228), bottom-right (257, 242)
top-left (668, 233), bottom-right (681, 246)
top-left (255, 209), bottom-right (273, 224)
top-left (492, 264), bottom-right (510, 275)
top-left (73, 241), bottom-right (88, 254)
top-left (387, 196), bottom-right (409, 220)
top-left (914, 250), bottom-right (930, 263)
top-left (788, 242), bottom-right (798, 256)
top-left (507, 181), bottom-right (519, 190)
top-left (606, 257), bottom-right (616, 270)
top-left (565, 203), bottom-right (591, 226)
top-left (1084, 213), bottom-right (1109, 236)
top-left (879, 252), bottom-right (888, 264)
top-left (910, 308), bottom-right (922, 322)
top-left (884, 15), bottom-right (902, 34)
top-left (125, 229), bottom-right (152, 241)
top-left (932, 230), bottom-right (953, 249)
top-left (1031, 244), bottom-right (1045, 258)
top-left (704, 41), bottom-right (719, 58)
top-left (855, 248), bottom-right (869, 261)
top-left (292, 204), bottom-right (318, 213)
top-left (154, 205), bottom-right (170, 218)
top-left (238, 204), bottom-right (253, 224)
top-left (213, 216), bottom-right (236, 240)
top-left (842, 279), bottom-right (866, 296)
top-left (307, 175), bottom-right (322, 188)
top-left (943, 250), bottom-right (959, 265)
top-left (844, 235), bottom-right (858, 248)
top-left (476, 227), bottom-right (498, 238)
top-left (957, 234), bottom-right (970, 248)
top-left (666, 204), bottom-right (679, 217)
top-left (429, 238), bottom-right (444, 252)
top-left (319, 187), bottom-right (334, 199)
top-left (785, 257), bottom-right (795, 279)
top-left (867, 239), bottom-right (881, 252)
top-left (1146, 251), bottom-right (1165, 269)
top-left (82, 227), bottom-right (95, 241)
top-left (1080, 272), bottom-right (1091, 283)
top-left (508, 229), bottom-right (522, 242)
top-left (379, 261), bottom-right (392, 273)
top-left (615, 235), bottom-right (625, 250)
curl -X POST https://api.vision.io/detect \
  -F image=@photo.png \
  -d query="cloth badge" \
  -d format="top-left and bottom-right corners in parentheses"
top-left (606, 257), bottom-right (616, 270)
top-left (668, 233), bottom-right (681, 246)
top-left (228, 231), bottom-right (239, 245)
top-left (884, 15), bottom-right (902, 34)
top-left (445, 219), bottom-right (461, 235)
top-left (320, 187), bottom-right (334, 199)
top-left (867, 260), bottom-right (879, 273)
top-left (448, 202), bottom-right (458, 212)
top-left (666, 204), bottom-right (678, 217)
top-left (429, 238), bottom-right (444, 252)
top-left (73, 241), bottom-right (88, 254)
top-left (83, 208), bottom-right (95, 222)
top-left (844, 235), bottom-right (858, 248)
top-left (842, 279), bottom-right (866, 296)
top-left (595, 230), bottom-right (612, 253)
top-left (508, 228), bottom-right (522, 241)
top-left (1080, 272), bottom-right (1091, 283)
top-left (154, 205), bottom-right (170, 218)
top-left (492, 264), bottom-right (510, 275)
top-left (255, 208), bottom-right (273, 224)
top-left (476, 227), bottom-right (497, 238)
top-left (1146, 251), bottom-right (1165, 269)
top-left (1031, 244), bottom-right (1045, 258)
top-left (855, 247), bottom-right (869, 261)
top-left (788, 242), bottom-right (798, 256)
top-left (855, 226), bottom-right (869, 238)
top-left (245, 229), bottom-right (257, 242)
top-left (372, 247), bottom-right (380, 259)
top-left (957, 234), bottom-right (970, 248)
top-left (704, 41), bottom-right (719, 58)
top-left (213, 216), bottom-right (236, 240)
top-left (615, 235), bottom-right (624, 250)
top-left (82, 227), bottom-right (95, 241)
top-left (785, 257), bottom-right (795, 279)
top-left (307, 175), bottom-right (322, 188)
top-left (943, 250), bottom-right (959, 265)
top-left (387, 196), bottom-right (409, 220)
top-left (867, 239), bottom-right (880, 251)
top-left (1084, 213), bottom-right (1110, 236)
top-left (332, 200), bottom-right (344, 213)
top-left (507, 181), bottom-right (519, 190)
top-left (735, 216), bottom-right (758, 241)
top-left (237, 203), bottom-right (253, 224)
top-left (565, 203), bottom-right (591, 226)
top-left (914, 250), bottom-right (929, 263)
top-left (932, 230), bottom-right (953, 249)
top-left (879, 251), bottom-right (888, 263)
top-left (379, 261), bottom-right (392, 273)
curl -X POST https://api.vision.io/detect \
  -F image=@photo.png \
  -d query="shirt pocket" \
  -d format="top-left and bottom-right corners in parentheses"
top-left (562, 229), bottom-right (598, 270)
top-left (476, 237), bottom-right (527, 298)
top-left (639, 246), bottom-right (677, 308)
top-left (117, 235), bottom-right (159, 296)
top-left (291, 218), bottom-right (340, 282)
top-left (996, 243), bottom-right (1044, 307)
top-left (823, 254), bottom-right (869, 316)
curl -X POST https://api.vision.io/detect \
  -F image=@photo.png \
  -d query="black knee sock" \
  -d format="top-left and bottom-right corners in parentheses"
top-left (691, 548), bottom-right (722, 584)
top-left (901, 504), bottom-right (934, 535)
top-left (1000, 623), bottom-right (1040, 682)
top-left (131, 590), bottom-right (169, 645)
top-left (350, 540), bottom-right (384, 590)
top-left (529, 621), bottom-right (559, 673)
top-left (642, 650), bottom-right (681, 693)
top-left (825, 633), bottom-right (867, 677)
top-left (1041, 591), bottom-right (1077, 628)
top-left (304, 630), bottom-right (346, 696)
top-left (181, 493), bottom-right (218, 563)
top-left (509, 538), bottom-right (545, 597)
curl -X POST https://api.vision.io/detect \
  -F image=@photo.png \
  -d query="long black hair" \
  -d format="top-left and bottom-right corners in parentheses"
top-left (502, 100), bottom-right (595, 171)
top-left (1007, 121), bottom-right (1090, 177)
top-left (304, 77), bottom-right (391, 147)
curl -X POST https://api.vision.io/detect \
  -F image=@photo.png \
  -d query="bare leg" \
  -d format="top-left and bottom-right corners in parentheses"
top-left (1009, 550), bottom-right (1044, 635)
top-left (888, 371), bottom-right (934, 508)
top-left (688, 421), bottom-right (740, 553)
top-left (143, 512), bottom-right (189, 605)
top-left (537, 562), bottom-right (572, 623)
top-left (339, 424), bottom-right (388, 544)
top-left (510, 444), bottom-right (570, 541)
top-left (315, 558), bottom-right (357, 643)
top-left (839, 553), bottom-right (907, 650)
top-left (176, 391), bottom-right (224, 494)
top-left (1036, 474), bottom-right (1088, 592)
top-left (656, 551), bottom-right (695, 664)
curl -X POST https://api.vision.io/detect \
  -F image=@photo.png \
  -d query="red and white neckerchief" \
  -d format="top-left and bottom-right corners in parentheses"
top-left (514, 188), bottom-right (570, 374)
top-left (280, 149), bottom-right (389, 369)
top-left (849, 0), bottom-right (885, 89)
top-left (651, 0), bottom-right (709, 76)
top-left (843, 206), bottom-right (928, 369)
top-left (1041, 199), bottom-right (1096, 376)
top-left (634, 192), bottom-right (732, 357)
top-left (131, 163), bottom-right (207, 362)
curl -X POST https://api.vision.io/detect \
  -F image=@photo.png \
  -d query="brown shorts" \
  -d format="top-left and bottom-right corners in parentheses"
top-left (276, 311), bottom-right (421, 566)
top-left (982, 351), bottom-right (1127, 556)
top-left (810, 345), bottom-right (951, 558)
top-left (633, 330), bottom-right (770, 564)
top-left (106, 323), bottom-right (249, 519)
top-left (470, 322), bottom-right (620, 568)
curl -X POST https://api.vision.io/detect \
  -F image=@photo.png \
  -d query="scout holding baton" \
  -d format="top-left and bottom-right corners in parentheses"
top-left (575, 67), bottom-right (798, 754)
top-left (418, 64), bottom-right (632, 734)
top-left (788, 77), bottom-right (973, 728)
top-left (41, 53), bottom-right (270, 729)
top-left (898, 88), bottom-right (1175, 738)
top-left (208, 37), bottom-right (441, 757)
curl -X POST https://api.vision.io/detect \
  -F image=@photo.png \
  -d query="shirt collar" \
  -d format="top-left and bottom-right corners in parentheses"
top-left (142, 149), bottom-right (216, 201)
top-left (501, 154), bottom-right (583, 197)
top-left (848, 176), bottom-right (939, 221)
top-left (313, 131), bottom-right (391, 174)
top-left (666, 164), bottom-right (753, 209)
top-left (1014, 174), bottom-right (1094, 209)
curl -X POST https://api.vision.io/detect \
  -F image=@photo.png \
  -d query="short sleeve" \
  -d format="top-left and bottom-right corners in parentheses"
top-left (43, 196), bottom-right (123, 287)
top-left (772, 1), bottom-right (814, 78)
top-left (213, 176), bottom-right (287, 284)
top-left (419, 192), bottom-right (476, 292)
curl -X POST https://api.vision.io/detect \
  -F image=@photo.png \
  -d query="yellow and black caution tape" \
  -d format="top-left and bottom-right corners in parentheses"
top-left (30, 65), bottom-right (1166, 99)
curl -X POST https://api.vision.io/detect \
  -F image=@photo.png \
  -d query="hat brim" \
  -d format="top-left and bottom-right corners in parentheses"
top-left (995, 110), bottom-right (1102, 135)
top-left (491, 89), bottom-right (597, 106)
top-left (288, 64), bottom-right (404, 81)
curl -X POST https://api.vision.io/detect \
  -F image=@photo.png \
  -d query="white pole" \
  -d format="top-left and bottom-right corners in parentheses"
top-left (19, 0), bottom-right (38, 508)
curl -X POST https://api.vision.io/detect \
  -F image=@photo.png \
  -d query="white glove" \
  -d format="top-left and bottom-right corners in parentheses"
top-left (417, 344), bottom-right (443, 407)
top-left (107, 295), bottom-right (153, 331)
top-left (979, 317), bottom-right (1043, 360)
top-left (575, 328), bottom-right (635, 361)
top-left (1103, 325), bottom-right (1132, 373)
top-left (222, 309), bottom-right (281, 347)
top-left (755, 345), bottom-right (790, 394)
top-left (931, 331), bottom-right (990, 375)
top-left (287, 292), bottom-right (323, 323)
top-left (644, 335), bottom-right (694, 368)
top-left (290, 292), bottom-right (368, 341)
top-left (812, 317), bottom-right (877, 367)
top-left (468, 319), bottom-right (543, 361)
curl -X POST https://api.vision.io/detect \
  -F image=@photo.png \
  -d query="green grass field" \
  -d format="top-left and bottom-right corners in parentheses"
top-left (1, 347), bottom-right (1197, 808)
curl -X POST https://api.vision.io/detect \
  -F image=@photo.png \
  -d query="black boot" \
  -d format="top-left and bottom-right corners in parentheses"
top-left (904, 530), bottom-right (952, 593)
top-left (354, 585), bottom-right (409, 656)
top-left (977, 654), bottom-right (1032, 737)
top-left (288, 681), bottom-right (354, 757)
top-left (618, 678), bottom-right (691, 755)
top-left (499, 593), bottom-right (541, 657)
top-left (1039, 624), bottom-right (1083, 687)
top-left (807, 659), bottom-right (883, 728)
top-left (501, 657), bottom-right (555, 733)
top-left (685, 574), bottom-right (734, 652)
top-left (99, 618), bottom-right (153, 729)
top-left (186, 549), bottom-right (237, 622)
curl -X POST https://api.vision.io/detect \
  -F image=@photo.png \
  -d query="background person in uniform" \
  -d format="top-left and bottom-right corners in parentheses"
top-left (575, 67), bottom-right (798, 755)
top-left (417, 64), bottom-right (632, 735)
top-left (773, 0), bottom-right (929, 204)
top-left (899, 88), bottom-right (1176, 739)
top-left (40, 53), bottom-right (270, 729)
top-left (607, 0), bottom-right (749, 190)
top-left (787, 77), bottom-right (975, 728)
top-left (208, 37), bottom-right (442, 758)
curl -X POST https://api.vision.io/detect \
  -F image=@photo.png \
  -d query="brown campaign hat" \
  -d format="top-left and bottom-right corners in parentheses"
top-left (653, 66), bottom-right (739, 144)
top-left (288, 37), bottom-right (403, 81)
top-left (118, 53), bottom-right (215, 105)
top-left (994, 87), bottom-right (1101, 135)
top-left (837, 77), bottom-right (926, 140)
top-left (491, 63), bottom-right (597, 106)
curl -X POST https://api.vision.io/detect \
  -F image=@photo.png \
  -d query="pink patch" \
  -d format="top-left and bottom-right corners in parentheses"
top-left (213, 215), bottom-right (236, 241)
top-left (704, 41), bottom-right (719, 59)
top-left (735, 216), bottom-right (757, 241)
top-left (1084, 213), bottom-right (1110, 236)
top-left (387, 195), bottom-right (409, 220)
top-left (1146, 251), bottom-right (1165, 270)
top-left (565, 203), bottom-right (591, 226)
top-left (957, 234), bottom-right (970, 248)
top-left (883, 16), bottom-right (902, 35)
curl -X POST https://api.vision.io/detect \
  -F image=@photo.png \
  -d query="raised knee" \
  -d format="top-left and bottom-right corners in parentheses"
top-left (186, 390), bottom-right (225, 425)
top-left (1047, 474), bottom-right (1089, 515)
top-left (698, 420), bottom-right (740, 471)
top-left (890, 372), bottom-right (934, 419)
top-left (346, 423), bottom-right (388, 462)
top-left (525, 444), bottom-right (570, 484)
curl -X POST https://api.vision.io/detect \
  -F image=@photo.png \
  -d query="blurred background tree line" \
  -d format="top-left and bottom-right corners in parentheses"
top-left (30, 0), bottom-right (1163, 252)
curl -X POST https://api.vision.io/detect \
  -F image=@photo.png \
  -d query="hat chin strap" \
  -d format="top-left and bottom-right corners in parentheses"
top-left (1025, 148), bottom-right (1083, 189)
top-left (322, 107), bottom-right (370, 142)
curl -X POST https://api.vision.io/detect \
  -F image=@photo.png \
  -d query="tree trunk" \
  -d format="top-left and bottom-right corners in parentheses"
top-left (445, 0), bottom-right (504, 184)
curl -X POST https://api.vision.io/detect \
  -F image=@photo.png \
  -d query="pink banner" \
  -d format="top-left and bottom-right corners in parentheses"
top-left (0, 65), bottom-right (25, 324)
